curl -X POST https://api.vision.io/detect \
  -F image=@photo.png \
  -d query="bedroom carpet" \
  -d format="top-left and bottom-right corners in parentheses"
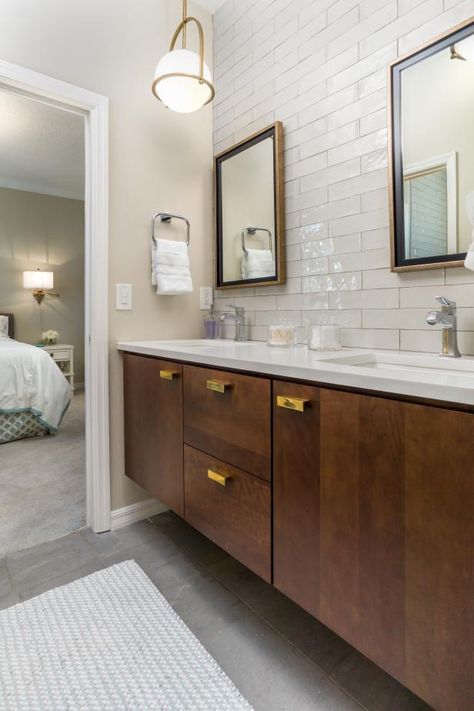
top-left (0, 392), bottom-right (85, 557)
top-left (0, 560), bottom-right (251, 710)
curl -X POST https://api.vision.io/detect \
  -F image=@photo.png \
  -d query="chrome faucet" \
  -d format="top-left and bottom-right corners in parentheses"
top-left (219, 304), bottom-right (247, 342)
top-left (426, 296), bottom-right (461, 358)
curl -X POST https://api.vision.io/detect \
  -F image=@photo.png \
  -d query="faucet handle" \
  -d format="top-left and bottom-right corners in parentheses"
top-left (227, 304), bottom-right (244, 314)
top-left (435, 296), bottom-right (456, 308)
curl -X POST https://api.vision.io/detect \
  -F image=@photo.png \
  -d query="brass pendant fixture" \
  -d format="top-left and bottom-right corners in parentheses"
top-left (152, 0), bottom-right (215, 114)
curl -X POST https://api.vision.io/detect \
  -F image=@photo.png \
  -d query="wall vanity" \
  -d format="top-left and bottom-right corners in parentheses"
top-left (119, 340), bottom-right (473, 711)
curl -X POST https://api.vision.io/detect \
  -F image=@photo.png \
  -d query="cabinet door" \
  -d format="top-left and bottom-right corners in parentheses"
top-left (123, 353), bottom-right (183, 515)
top-left (273, 380), bottom-right (320, 617)
top-left (319, 390), bottom-right (473, 711)
top-left (319, 389), bottom-right (405, 681)
top-left (404, 403), bottom-right (474, 711)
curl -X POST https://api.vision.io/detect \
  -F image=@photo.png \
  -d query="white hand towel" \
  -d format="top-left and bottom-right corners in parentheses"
top-left (464, 191), bottom-right (474, 271)
top-left (151, 238), bottom-right (193, 295)
top-left (242, 248), bottom-right (275, 280)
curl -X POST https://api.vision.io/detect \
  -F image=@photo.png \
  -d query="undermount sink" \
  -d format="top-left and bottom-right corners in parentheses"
top-left (319, 351), bottom-right (474, 375)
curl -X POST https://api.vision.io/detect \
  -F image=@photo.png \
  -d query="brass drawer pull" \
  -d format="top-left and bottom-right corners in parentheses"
top-left (206, 379), bottom-right (231, 394)
top-left (207, 469), bottom-right (230, 486)
top-left (160, 370), bottom-right (179, 380)
top-left (276, 395), bottom-right (309, 412)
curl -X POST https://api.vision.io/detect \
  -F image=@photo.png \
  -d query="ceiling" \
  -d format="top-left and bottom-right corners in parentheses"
top-left (196, 0), bottom-right (227, 13)
top-left (0, 91), bottom-right (85, 201)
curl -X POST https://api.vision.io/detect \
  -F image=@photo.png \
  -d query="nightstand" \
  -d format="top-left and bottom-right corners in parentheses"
top-left (42, 343), bottom-right (75, 391)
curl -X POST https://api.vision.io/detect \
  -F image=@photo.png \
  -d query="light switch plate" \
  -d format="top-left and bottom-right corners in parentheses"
top-left (200, 286), bottom-right (214, 310)
top-left (116, 283), bottom-right (132, 310)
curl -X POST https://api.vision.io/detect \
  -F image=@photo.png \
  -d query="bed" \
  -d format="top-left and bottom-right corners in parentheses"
top-left (0, 313), bottom-right (71, 444)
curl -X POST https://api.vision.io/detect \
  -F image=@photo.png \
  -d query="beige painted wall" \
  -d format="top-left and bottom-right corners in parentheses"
top-left (0, 0), bottom-right (214, 510)
top-left (0, 187), bottom-right (85, 383)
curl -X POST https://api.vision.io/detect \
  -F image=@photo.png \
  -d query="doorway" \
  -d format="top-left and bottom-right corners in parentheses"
top-left (0, 59), bottom-right (110, 550)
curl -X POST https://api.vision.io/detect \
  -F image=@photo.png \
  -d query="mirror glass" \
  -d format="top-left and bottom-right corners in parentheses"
top-left (215, 123), bottom-right (285, 288)
top-left (391, 21), bottom-right (474, 270)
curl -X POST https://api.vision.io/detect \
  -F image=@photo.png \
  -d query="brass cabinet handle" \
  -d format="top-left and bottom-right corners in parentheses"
top-left (206, 379), bottom-right (231, 394)
top-left (160, 370), bottom-right (179, 380)
top-left (207, 469), bottom-right (231, 486)
top-left (276, 395), bottom-right (309, 412)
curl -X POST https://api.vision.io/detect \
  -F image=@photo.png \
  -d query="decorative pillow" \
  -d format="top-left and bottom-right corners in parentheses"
top-left (0, 315), bottom-right (9, 338)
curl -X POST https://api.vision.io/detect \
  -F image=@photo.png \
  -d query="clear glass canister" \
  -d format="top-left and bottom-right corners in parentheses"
top-left (268, 324), bottom-right (297, 347)
top-left (308, 324), bottom-right (341, 351)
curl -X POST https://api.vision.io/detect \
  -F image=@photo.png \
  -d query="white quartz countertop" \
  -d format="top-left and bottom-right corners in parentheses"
top-left (117, 339), bottom-right (474, 407)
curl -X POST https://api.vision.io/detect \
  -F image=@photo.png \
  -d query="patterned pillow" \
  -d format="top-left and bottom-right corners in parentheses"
top-left (0, 315), bottom-right (8, 338)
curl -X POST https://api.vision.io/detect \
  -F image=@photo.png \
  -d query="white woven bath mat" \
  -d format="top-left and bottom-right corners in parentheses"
top-left (0, 560), bottom-right (252, 710)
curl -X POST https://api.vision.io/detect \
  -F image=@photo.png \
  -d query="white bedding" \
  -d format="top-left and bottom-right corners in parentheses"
top-left (0, 338), bottom-right (71, 432)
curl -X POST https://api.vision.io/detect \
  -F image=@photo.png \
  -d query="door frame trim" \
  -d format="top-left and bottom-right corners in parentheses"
top-left (0, 59), bottom-right (111, 532)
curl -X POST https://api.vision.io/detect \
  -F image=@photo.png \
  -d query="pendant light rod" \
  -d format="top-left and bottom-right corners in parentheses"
top-left (182, 0), bottom-right (187, 49)
top-left (169, 15), bottom-right (206, 82)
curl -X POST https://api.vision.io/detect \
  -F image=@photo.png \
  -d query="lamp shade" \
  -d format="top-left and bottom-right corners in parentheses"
top-left (23, 270), bottom-right (54, 289)
top-left (457, 35), bottom-right (474, 61)
top-left (152, 49), bottom-right (214, 113)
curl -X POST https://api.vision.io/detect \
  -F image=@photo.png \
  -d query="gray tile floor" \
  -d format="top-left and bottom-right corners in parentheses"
top-left (0, 512), bottom-right (432, 711)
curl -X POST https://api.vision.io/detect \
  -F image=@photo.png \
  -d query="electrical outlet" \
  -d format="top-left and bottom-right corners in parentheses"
top-left (200, 286), bottom-right (214, 310)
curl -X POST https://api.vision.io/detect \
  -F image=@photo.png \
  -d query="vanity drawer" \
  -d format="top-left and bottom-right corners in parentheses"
top-left (183, 364), bottom-right (271, 480)
top-left (184, 445), bottom-right (271, 582)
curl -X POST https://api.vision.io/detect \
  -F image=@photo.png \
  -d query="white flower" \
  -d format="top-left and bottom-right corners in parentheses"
top-left (42, 329), bottom-right (59, 343)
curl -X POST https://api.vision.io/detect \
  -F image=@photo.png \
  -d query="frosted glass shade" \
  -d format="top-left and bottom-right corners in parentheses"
top-left (152, 49), bottom-right (214, 113)
top-left (457, 35), bottom-right (474, 61)
top-left (23, 270), bottom-right (54, 289)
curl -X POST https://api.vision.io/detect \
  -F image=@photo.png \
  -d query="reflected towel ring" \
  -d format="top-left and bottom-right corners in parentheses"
top-left (152, 212), bottom-right (190, 246)
top-left (241, 226), bottom-right (272, 255)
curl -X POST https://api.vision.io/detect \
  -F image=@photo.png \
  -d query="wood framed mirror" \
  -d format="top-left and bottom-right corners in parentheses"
top-left (215, 122), bottom-right (285, 289)
top-left (389, 17), bottom-right (474, 272)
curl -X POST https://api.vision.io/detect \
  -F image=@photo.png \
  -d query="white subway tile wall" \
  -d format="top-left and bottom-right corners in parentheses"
top-left (213, 0), bottom-right (474, 352)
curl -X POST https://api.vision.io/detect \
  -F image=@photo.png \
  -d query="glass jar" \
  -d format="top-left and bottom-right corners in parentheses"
top-left (308, 324), bottom-right (341, 351)
top-left (268, 324), bottom-right (297, 347)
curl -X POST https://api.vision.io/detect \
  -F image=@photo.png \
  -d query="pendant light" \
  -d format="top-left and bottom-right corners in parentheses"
top-left (152, 0), bottom-right (215, 114)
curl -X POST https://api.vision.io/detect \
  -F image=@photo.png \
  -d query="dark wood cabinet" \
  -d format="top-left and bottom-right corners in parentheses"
top-left (183, 364), bottom-right (271, 481)
top-left (123, 353), bottom-right (184, 515)
top-left (404, 403), bottom-right (474, 711)
top-left (184, 445), bottom-right (271, 581)
top-left (274, 386), bottom-right (474, 711)
top-left (318, 390), bottom-right (406, 681)
top-left (273, 380), bottom-right (321, 618)
top-left (122, 350), bottom-right (473, 711)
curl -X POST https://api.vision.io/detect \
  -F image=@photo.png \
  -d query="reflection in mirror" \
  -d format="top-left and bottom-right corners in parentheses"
top-left (215, 122), bottom-right (285, 288)
top-left (390, 18), bottom-right (474, 271)
top-left (403, 154), bottom-right (456, 258)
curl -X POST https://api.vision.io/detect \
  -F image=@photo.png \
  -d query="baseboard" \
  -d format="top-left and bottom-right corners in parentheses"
top-left (110, 498), bottom-right (169, 530)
